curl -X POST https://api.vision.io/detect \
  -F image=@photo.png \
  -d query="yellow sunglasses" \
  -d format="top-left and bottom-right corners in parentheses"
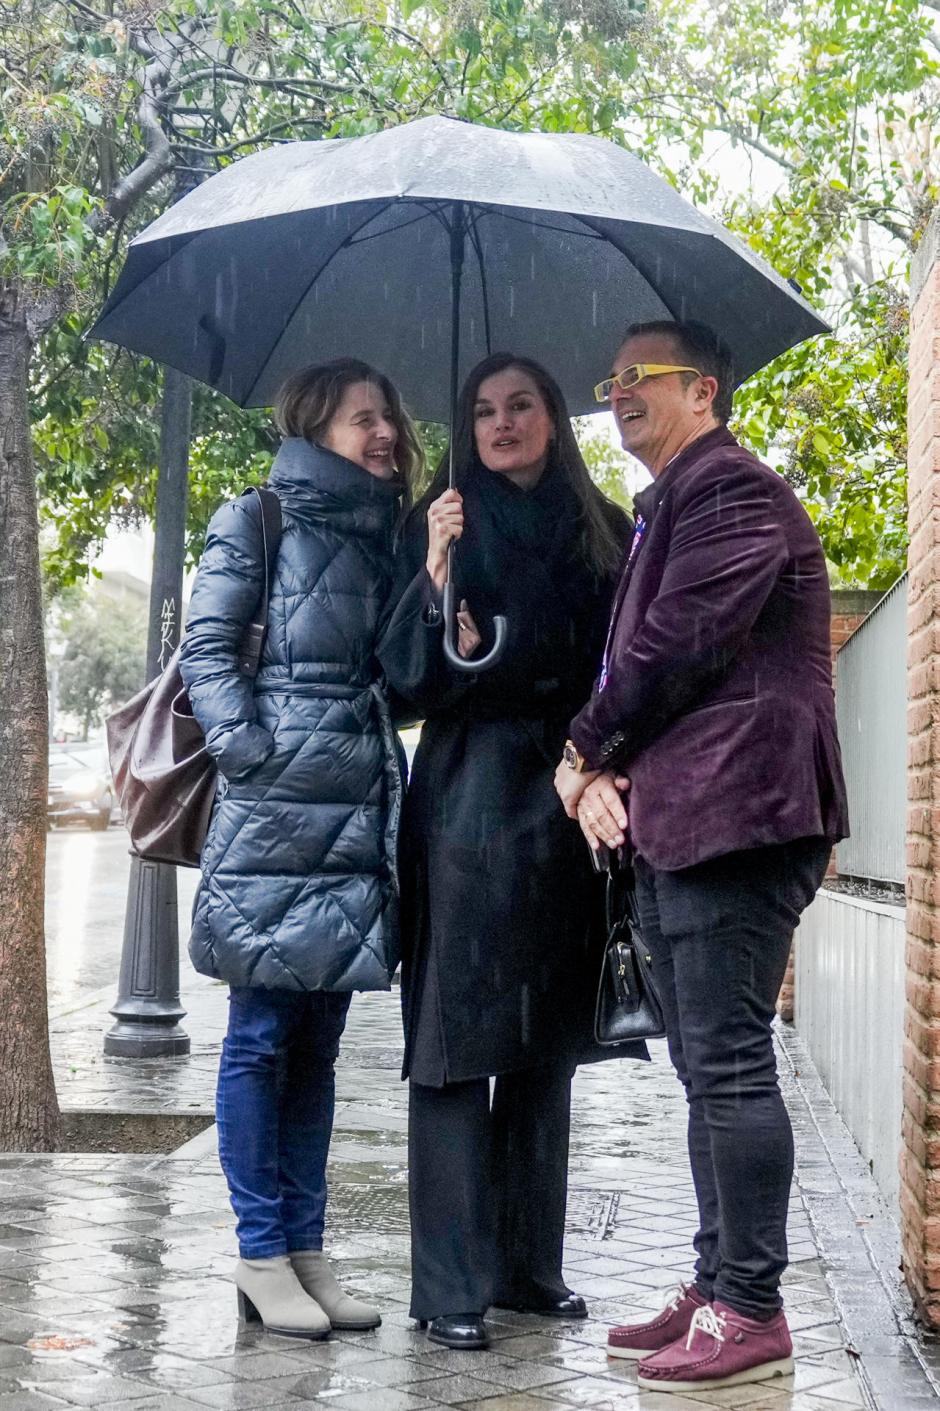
top-left (593, 363), bottom-right (703, 403)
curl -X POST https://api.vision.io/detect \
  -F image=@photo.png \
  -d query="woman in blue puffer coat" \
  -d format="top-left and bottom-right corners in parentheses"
top-left (179, 359), bottom-right (422, 1341)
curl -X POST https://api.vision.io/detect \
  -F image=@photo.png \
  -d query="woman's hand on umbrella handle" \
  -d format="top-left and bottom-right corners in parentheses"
top-left (426, 489), bottom-right (464, 591)
top-left (456, 599), bottom-right (481, 659)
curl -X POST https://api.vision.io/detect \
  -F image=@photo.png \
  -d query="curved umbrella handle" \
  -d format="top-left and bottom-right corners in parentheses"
top-left (441, 581), bottom-right (508, 674)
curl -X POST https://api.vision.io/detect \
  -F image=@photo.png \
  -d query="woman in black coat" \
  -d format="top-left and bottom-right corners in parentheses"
top-left (179, 358), bottom-right (422, 1341)
top-left (378, 352), bottom-right (641, 1351)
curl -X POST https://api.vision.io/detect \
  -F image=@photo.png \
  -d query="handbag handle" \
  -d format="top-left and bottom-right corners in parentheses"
top-left (236, 486), bottom-right (282, 679)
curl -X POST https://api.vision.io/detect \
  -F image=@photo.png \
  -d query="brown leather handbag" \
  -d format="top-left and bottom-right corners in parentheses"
top-left (106, 487), bottom-right (282, 868)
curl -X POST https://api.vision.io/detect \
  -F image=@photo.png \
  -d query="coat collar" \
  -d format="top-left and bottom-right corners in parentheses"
top-left (633, 424), bottom-right (738, 525)
top-left (268, 437), bottom-right (403, 539)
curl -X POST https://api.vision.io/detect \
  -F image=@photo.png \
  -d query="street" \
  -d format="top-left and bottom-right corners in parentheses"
top-left (44, 825), bottom-right (199, 1013)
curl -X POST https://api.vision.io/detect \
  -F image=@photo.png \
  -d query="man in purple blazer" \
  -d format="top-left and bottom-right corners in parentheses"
top-left (555, 320), bottom-right (848, 1395)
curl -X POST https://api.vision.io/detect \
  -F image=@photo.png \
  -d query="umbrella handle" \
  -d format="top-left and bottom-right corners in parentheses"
top-left (441, 581), bottom-right (508, 674)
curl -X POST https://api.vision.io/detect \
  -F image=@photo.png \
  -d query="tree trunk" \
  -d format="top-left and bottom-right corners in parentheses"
top-left (0, 282), bottom-right (60, 1150)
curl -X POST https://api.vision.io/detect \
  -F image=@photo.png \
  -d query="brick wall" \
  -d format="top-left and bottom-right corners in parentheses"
top-left (775, 591), bottom-right (880, 1023)
top-left (902, 207), bottom-right (940, 1328)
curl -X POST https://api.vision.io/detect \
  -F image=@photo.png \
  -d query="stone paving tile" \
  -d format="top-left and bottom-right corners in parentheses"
top-left (404, 1373), bottom-right (528, 1404)
top-left (23, 984), bottom-right (919, 1410)
top-left (180, 1372), bottom-right (330, 1408)
top-left (0, 1393), bottom-right (74, 1410)
top-left (279, 1365), bottom-right (388, 1399)
top-left (321, 1391), bottom-right (442, 1411)
top-left (98, 1400), bottom-right (207, 1411)
top-left (459, 1397), bottom-right (574, 1411)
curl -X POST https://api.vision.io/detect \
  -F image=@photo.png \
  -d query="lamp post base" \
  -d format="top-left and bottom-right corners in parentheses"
top-left (104, 854), bottom-right (191, 1059)
top-left (104, 1018), bottom-right (191, 1059)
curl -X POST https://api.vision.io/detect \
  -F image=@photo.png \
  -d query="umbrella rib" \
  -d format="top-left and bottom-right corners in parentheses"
top-left (569, 213), bottom-right (685, 323)
top-left (344, 204), bottom-right (441, 248)
top-left (475, 207), bottom-right (607, 241)
top-left (466, 211), bottom-right (492, 356)
top-left (241, 197), bottom-right (409, 406)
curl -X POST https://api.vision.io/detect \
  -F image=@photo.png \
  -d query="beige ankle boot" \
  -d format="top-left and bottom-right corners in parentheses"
top-left (290, 1249), bottom-right (381, 1330)
top-left (235, 1255), bottom-right (331, 1339)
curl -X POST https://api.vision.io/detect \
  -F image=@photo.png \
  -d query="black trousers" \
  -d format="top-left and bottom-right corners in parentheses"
top-left (634, 836), bottom-right (830, 1320)
top-left (408, 1064), bottom-right (574, 1320)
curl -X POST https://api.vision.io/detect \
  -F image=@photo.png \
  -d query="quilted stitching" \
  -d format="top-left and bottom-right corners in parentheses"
top-left (182, 439), bottom-right (401, 993)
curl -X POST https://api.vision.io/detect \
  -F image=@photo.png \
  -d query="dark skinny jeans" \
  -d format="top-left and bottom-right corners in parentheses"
top-left (634, 837), bottom-right (830, 1319)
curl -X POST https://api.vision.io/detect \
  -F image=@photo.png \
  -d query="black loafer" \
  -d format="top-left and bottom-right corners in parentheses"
top-left (493, 1292), bottom-right (588, 1319)
top-left (424, 1313), bottom-right (489, 1349)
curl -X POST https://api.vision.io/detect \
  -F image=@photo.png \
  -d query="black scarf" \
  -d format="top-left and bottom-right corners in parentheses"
top-left (473, 455), bottom-right (582, 568)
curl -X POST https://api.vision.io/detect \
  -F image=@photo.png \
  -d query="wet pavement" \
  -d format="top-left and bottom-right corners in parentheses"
top-left (44, 828), bottom-right (199, 1015)
top-left (35, 835), bottom-right (939, 1409)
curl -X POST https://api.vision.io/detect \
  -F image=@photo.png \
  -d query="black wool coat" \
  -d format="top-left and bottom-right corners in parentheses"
top-left (378, 468), bottom-right (646, 1084)
top-left (179, 438), bottom-right (404, 993)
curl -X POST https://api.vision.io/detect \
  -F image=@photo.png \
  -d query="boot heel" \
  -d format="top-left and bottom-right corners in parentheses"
top-left (237, 1289), bottom-right (262, 1324)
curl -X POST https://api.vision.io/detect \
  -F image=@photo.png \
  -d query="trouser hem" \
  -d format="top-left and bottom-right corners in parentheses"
top-left (238, 1242), bottom-right (289, 1260)
top-left (715, 1289), bottom-right (784, 1320)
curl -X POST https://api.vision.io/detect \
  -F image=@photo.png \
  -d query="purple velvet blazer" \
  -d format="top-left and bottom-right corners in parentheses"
top-left (569, 426), bottom-right (849, 871)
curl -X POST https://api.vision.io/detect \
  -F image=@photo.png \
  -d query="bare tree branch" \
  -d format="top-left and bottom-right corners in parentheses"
top-left (162, 62), bottom-right (358, 101)
top-left (168, 117), bottom-right (324, 160)
top-left (86, 28), bottom-right (177, 235)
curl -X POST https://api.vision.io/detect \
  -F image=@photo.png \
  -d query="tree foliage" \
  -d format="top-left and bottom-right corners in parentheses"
top-left (53, 588), bottom-right (147, 738)
top-left (7, 0), bottom-right (644, 583)
top-left (621, 0), bottom-right (937, 585)
top-left (13, 0), bottom-right (938, 590)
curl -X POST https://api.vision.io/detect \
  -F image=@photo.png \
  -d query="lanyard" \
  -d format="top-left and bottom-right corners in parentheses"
top-left (598, 514), bottom-right (646, 693)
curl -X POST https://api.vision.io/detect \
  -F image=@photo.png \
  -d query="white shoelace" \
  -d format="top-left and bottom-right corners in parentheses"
top-left (685, 1303), bottom-right (727, 1350)
top-left (662, 1283), bottom-right (688, 1314)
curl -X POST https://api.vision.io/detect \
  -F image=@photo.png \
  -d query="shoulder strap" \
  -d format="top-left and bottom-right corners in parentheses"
top-left (237, 485), bottom-right (283, 678)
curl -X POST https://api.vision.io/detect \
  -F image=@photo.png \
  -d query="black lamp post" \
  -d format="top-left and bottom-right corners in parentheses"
top-left (103, 365), bottom-right (192, 1058)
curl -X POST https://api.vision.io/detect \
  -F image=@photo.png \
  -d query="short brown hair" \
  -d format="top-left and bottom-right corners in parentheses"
top-left (624, 320), bottom-right (735, 423)
top-left (274, 358), bottom-right (424, 499)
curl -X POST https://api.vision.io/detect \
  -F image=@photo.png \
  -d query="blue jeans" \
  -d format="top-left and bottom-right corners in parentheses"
top-left (634, 837), bottom-right (830, 1319)
top-left (216, 987), bottom-right (351, 1259)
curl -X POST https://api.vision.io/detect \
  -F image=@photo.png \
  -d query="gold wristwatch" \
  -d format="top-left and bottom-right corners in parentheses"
top-left (563, 739), bottom-right (589, 773)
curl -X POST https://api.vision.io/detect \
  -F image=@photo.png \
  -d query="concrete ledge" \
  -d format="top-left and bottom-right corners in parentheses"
top-left (820, 885), bottom-right (906, 920)
top-left (59, 1109), bottom-right (213, 1154)
top-left (796, 886), bottom-right (906, 1207)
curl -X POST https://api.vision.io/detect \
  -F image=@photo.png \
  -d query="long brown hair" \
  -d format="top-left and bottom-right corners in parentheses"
top-left (419, 352), bottom-right (623, 579)
top-left (274, 357), bottom-right (425, 505)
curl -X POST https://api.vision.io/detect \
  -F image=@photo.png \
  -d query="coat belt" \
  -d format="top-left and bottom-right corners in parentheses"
top-left (253, 678), bottom-right (403, 895)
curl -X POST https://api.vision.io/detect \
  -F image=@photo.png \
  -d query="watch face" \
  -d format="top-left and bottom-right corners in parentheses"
top-left (564, 743), bottom-right (579, 769)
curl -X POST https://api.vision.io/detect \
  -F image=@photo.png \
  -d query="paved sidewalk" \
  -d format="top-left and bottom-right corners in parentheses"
top-left (0, 972), bottom-right (928, 1408)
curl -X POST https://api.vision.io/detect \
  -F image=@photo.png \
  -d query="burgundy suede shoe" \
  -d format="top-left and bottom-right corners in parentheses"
top-left (607, 1283), bottom-right (709, 1360)
top-left (637, 1299), bottom-right (794, 1391)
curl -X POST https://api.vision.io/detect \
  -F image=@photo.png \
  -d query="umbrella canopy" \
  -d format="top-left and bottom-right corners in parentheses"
top-left (90, 115), bottom-right (827, 421)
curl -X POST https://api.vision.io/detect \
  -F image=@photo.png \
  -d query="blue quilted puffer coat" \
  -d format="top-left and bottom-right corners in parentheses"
top-left (179, 437), bottom-right (404, 992)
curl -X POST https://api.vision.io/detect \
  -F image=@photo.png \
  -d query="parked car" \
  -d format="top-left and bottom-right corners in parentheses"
top-left (47, 745), bottom-right (114, 831)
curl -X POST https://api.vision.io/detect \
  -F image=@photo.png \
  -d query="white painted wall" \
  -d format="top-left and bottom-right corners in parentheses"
top-left (794, 887), bottom-right (906, 1209)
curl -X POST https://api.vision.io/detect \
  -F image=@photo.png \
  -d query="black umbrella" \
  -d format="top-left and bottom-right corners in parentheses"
top-left (91, 115), bottom-right (828, 672)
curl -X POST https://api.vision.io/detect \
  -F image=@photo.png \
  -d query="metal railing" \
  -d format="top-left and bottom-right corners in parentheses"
top-left (834, 574), bottom-right (907, 886)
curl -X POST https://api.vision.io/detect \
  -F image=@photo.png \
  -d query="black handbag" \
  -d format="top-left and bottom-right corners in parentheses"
top-left (106, 486), bottom-right (282, 868)
top-left (593, 849), bottom-right (667, 1045)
